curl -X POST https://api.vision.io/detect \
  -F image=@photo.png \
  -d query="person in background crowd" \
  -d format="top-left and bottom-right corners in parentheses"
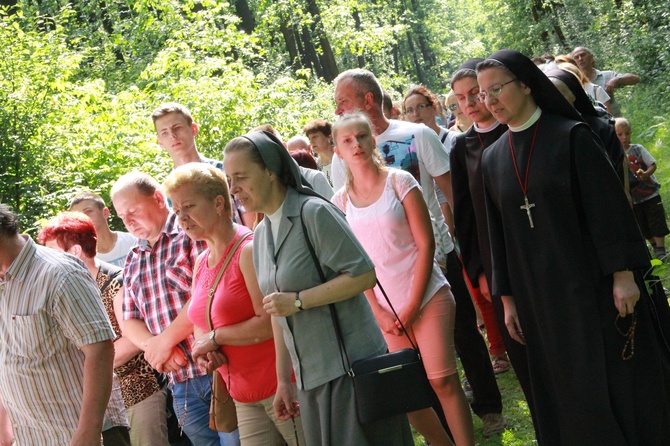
top-left (331, 68), bottom-right (454, 274)
top-left (303, 119), bottom-right (335, 186)
top-left (0, 203), bottom-right (115, 445)
top-left (553, 55), bottom-right (612, 112)
top-left (39, 212), bottom-right (167, 446)
top-left (70, 191), bottom-right (137, 267)
top-left (332, 112), bottom-right (475, 446)
top-left (615, 117), bottom-right (669, 259)
top-left (446, 91), bottom-right (473, 133)
top-left (286, 135), bottom-right (310, 153)
top-left (152, 102), bottom-right (255, 228)
top-left (546, 68), bottom-right (625, 186)
top-left (111, 171), bottom-right (240, 446)
top-left (382, 90), bottom-right (403, 121)
top-left (571, 46), bottom-right (640, 116)
top-left (163, 163), bottom-right (306, 445)
top-left (253, 124), bottom-right (333, 200)
top-left (223, 130), bottom-right (413, 445)
top-left (290, 149), bottom-right (319, 170)
top-left (477, 48), bottom-right (669, 445)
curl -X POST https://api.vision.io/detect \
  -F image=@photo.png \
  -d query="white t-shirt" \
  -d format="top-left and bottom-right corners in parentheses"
top-left (332, 120), bottom-right (454, 264)
top-left (97, 231), bottom-right (137, 267)
top-left (332, 170), bottom-right (448, 313)
top-left (583, 82), bottom-right (611, 106)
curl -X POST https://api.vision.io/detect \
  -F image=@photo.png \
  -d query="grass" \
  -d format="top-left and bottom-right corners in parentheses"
top-left (412, 366), bottom-right (537, 445)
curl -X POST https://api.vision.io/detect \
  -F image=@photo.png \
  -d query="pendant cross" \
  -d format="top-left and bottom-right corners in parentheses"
top-left (520, 195), bottom-right (535, 228)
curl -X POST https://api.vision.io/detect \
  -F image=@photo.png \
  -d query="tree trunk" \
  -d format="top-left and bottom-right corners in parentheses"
top-left (280, 21), bottom-right (304, 72)
top-left (408, 0), bottom-right (435, 66)
top-left (0, 0), bottom-right (18, 15)
top-left (304, 0), bottom-right (338, 81)
top-left (300, 25), bottom-right (325, 79)
top-left (233, 0), bottom-right (256, 33)
top-left (405, 31), bottom-right (427, 85)
top-left (352, 8), bottom-right (366, 68)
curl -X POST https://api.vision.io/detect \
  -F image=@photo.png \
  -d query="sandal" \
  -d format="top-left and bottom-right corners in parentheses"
top-left (492, 354), bottom-right (511, 374)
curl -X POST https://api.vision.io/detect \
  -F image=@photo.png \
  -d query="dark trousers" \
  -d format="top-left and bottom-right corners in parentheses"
top-left (445, 250), bottom-right (503, 417)
top-left (103, 426), bottom-right (131, 446)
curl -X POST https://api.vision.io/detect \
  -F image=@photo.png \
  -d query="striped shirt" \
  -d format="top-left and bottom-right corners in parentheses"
top-left (122, 213), bottom-right (205, 383)
top-left (0, 236), bottom-right (115, 445)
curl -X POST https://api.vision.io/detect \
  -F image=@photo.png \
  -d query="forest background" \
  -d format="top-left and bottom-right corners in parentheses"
top-left (1, 0), bottom-right (669, 233)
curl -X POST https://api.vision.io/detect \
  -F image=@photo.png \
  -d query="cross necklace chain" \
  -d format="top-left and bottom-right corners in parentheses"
top-left (508, 114), bottom-right (541, 229)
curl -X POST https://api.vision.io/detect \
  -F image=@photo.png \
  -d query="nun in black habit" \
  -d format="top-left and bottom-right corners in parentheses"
top-left (477, 49), bottom-right (670, 445)
top-left (545, 68), bottom-right (626, 186)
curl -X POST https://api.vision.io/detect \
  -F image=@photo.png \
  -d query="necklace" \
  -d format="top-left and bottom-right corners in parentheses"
top-left (356, 169), bottom-right (380, 200)
top-left (508, 114), bottom-right (541, 229)
top-left (477, 133), bottom-right (486, 151)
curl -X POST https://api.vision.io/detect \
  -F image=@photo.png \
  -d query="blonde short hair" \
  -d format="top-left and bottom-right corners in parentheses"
top-left (162, 163), bottom-right (233, 218)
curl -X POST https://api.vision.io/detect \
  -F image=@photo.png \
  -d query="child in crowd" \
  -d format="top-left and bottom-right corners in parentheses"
top-left (615, 117), bottom-right (669, 258)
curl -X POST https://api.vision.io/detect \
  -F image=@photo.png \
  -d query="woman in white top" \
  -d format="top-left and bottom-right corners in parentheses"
top-left (331, 113), bottom-right (474, 446)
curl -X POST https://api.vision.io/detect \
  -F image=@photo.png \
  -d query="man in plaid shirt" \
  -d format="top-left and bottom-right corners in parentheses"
top-left (111, 171), bottom-right (240, 446)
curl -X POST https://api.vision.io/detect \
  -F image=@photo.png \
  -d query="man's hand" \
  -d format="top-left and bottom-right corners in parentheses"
top-left (141, 334), bottom-right (177, 372)
top-left (160, 348), bottom-right (188, 373)
top-left (604, 78), bottom-right (618, 96)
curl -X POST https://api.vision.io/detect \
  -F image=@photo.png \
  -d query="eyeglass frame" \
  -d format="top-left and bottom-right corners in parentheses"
top-left (404, 103), bottom-right (431, 115)
top-left (477, 79), bottom-right (518, 103)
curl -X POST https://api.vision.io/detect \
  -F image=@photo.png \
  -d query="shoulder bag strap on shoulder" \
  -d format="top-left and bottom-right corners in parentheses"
top-left (206, 232), bottom-right (253, 331)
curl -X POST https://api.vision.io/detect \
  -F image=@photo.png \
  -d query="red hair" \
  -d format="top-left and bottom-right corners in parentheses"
top-left (38, 212), bottom-right (98, 258)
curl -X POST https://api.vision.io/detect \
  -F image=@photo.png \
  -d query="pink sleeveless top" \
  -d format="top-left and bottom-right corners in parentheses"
top-left (188, 225), bottom-right (277, 403)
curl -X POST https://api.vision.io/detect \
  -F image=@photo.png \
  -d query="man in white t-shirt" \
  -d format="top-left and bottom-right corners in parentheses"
top-left (332, 68), bottom-right (454, 266)
top-left (70, 192), bottom-right (137, 267)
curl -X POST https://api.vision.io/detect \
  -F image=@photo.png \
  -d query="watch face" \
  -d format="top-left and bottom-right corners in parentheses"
top-left (294, 299), bottom-right (301, 308)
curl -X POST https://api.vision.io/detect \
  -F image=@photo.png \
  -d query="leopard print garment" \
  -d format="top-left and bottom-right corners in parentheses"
top-left (97, 263), bottom-right (161, 408)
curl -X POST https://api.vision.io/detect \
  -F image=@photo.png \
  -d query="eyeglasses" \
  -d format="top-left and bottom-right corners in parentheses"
top-left (405, 103), bottom-right (429, 115)
top-left (447, 103), bottom-right (458, 112)
top-left (477, 79), bottom-right (518, 103)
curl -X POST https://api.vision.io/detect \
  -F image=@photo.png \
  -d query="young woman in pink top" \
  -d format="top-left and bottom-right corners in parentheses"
top-left (163, 163), bottom-right (304, 446)
top-left (331, 113), bottom-right (474, 446)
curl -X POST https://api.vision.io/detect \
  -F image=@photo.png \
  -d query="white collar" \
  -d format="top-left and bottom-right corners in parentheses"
top-left (509, 107), bottom-right (542, 132)
top-left (474, 121), bottom-right (502, 133)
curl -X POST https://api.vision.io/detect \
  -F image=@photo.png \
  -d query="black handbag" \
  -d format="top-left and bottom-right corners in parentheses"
top-left (299, 201), bottom-right (437, 424)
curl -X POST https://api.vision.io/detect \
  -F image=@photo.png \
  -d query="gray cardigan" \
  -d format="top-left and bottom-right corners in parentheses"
top-left (253, 187), bottom-right (386, 390)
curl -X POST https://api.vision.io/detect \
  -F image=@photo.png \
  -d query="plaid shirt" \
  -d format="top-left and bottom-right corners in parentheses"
top-left (122, 213), bottom-right (205, 383)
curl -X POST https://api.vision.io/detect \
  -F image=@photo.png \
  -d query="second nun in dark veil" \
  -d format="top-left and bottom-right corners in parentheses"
top-left (223, 131), bottom-right (413, 446)
top-left (545, 68), bottom-right (626, 185)
top-left (476, 50), bottom-right (670, 445)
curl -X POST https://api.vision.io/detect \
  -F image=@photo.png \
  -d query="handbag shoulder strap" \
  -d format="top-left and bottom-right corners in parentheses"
top-left (299, 200), bottom-right (352, 372)
top-left (206, 231), bottom-right (253, 331)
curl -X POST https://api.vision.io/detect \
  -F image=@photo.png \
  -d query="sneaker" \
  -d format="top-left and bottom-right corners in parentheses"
top-left (482, 412), bottom-right (507, 437)
top-left (461, 376), bottom-right (473, 403)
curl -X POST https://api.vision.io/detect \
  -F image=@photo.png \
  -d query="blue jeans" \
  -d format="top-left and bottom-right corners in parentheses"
top-left (171, 375), bottom-right (240, 446)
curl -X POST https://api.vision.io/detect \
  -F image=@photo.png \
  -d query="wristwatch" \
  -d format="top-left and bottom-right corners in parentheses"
top-left (209, 329), bottom-right (220, 347)
top-left (294, 292), bottom-right (304, 311)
